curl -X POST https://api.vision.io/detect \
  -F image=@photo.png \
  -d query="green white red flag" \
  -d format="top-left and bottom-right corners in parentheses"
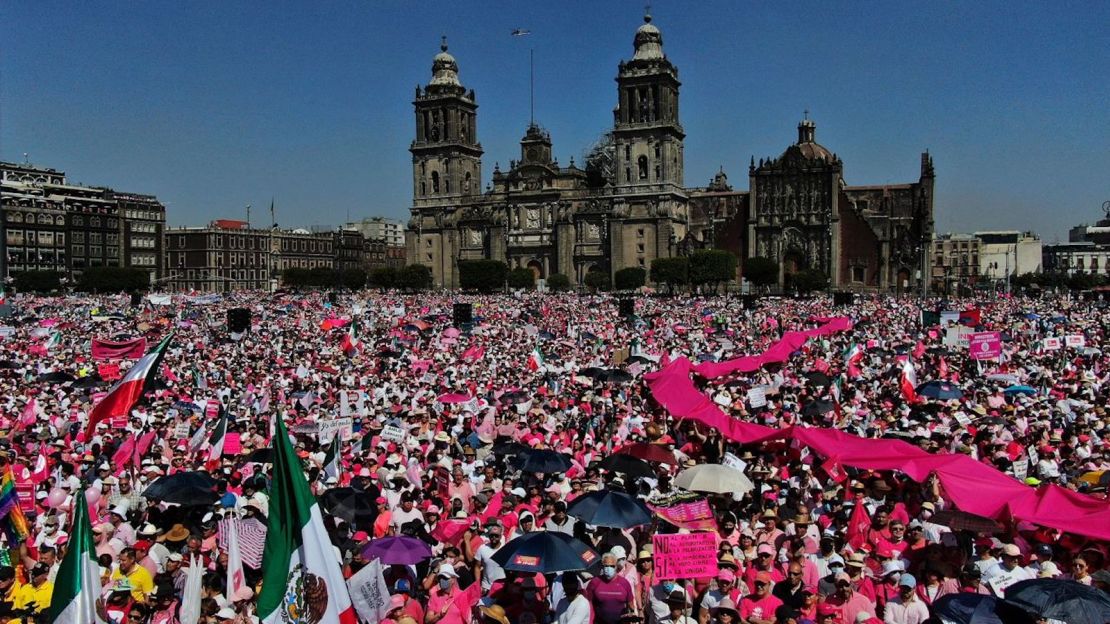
top-left (85, 334), bottom-right (173, 435)
top-left (45, 481), bottom-right (104, 624)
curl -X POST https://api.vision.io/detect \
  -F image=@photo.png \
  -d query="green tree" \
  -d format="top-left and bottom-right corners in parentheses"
top-left (614, 267), bottom-right (646, 291)
top-left (281, 268), bottom-right (311, 288)
top-left (688, 249), bottom-right (737, 293)
top-left (507, 268), bottom-right (536, 290)
top-left (397, 264), bottom-right (433, 291)
top-left (75, 267), bottom-right (149, 293)
top-left (12, 270), bottom-right (64, 293)
top-left (1066, 271), bottom-right (1100, 291)
top-left (793, 268), bottom-right (829, 294)
top-left (308, 267), bottom-right (337, 288)
top-left (546, 273), bottom-right (571, 291)
top-left (368, 267), bottom-right (398, 289)
top-left (650, 257), bottom-right (689, 294)
top-left (339, 268), bottom-right (367, 291)
top-left (743, 256), bottom-right (779, 288)
top-left (583, 270), bottom-right (611, 292)
top-left (458, 260), bottom-right (508, 292)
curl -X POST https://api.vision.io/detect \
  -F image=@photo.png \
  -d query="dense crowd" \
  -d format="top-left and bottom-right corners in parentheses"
top-left (0, 290), bottom-right (1107, 624)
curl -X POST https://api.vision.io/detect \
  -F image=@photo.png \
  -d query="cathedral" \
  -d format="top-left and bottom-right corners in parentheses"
top-left (406, 15), bottom-right (935, 292)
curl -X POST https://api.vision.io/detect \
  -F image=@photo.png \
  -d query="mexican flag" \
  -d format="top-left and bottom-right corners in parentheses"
top-left (526, 347), bottom-right (546, 372)
top-left (258, 416), bottom-right (355, 624)
top-left (85, 334), bottom-right (173, 435)
top-left (900, 358), bottom-right (918, 403)
top-left (44, 330), bottom-right (63, 352)
top-left (843, 342), bottom-right (864, 378)
top-left (340, 319), bottom-right (360, 356)
top-left (46, 482), bottom-right (104, 624)
top-left (207, 407), bottom-right (228, 462)
top-left (322, 435), bottom-right (340, 482)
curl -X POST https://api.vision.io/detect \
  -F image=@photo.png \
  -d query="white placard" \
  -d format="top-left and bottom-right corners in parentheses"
top-left (381, 425), bottom-right (406, 444)
top-left (1012, 458), bottom-right (1028, 481)
top-left (721, 452), bottom-right (748, 473)
top-left (747, 386), bottom-right (768, 408)
top-left (318, 417), bottom-right (353, 443)
top-left (1065, 334), bottom-right (1086, 348)
top-left (1042, 337), bottom-right (1062, 351)
top-left (173, 423), bottom-right (192, 439)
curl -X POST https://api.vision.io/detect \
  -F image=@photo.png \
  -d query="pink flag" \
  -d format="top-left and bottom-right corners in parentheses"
top-left (112, 437), bottom-right (137, 475)
top-left (20, 399), bottom-right (37, 426)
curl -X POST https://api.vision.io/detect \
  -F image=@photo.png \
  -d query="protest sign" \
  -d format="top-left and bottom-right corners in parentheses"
top-left (1012, 458), bottom-right (1028, 481)
top-left (15, 482), bottom-right (34, 513)
top-left (944, 325), bottom-right (974, 348)
top-left (318, 417), bottom-right (353, 443)
top-left (647, 492), bottom-right (719, 532)
top-left (721, 452), bottom-right (748, 474)
top-left (1042, 337), bottom-right (1062, 351)
top-left (969, 332), bottom-right (1002, 360)
top-left (988, 570), bottom-right (1023, 596)
top-left (223, 433), bottom-right (242, 455)
top-left (381, 425), bottom-right (406, 443)
top-left (653, 532), bottom-right (719, 580)
top-left (346, 559), bottom-right (391, 624)
top-left (747, 386), bottom-right (767, 408)
top-left (97, 362), bottom-right (121, 381)
top-left (1065, 334), bottom-right (1086, 348)
top-left (173, 423), bottom-right (192, 439)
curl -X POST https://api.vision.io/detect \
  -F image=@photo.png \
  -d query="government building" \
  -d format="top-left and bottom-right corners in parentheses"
top-left (406, 14), bottom-right (935, 292)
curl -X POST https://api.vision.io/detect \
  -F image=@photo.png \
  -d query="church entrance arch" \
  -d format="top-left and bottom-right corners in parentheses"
top-left (527, 260), bottom-right (545, 280)
top-left (897, 268), bottom-right (912, 293)
top-left (782, 249), bottom-right (806, 292)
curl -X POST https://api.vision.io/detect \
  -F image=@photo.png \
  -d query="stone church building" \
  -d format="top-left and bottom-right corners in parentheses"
top-left (406, 15), bottom-right (935, 292)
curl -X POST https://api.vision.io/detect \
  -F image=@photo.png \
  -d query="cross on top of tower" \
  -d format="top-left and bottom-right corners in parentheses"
top-left (441, 35), bottom-right (448, 52)
top-left (644, 4), bottom-right (652, 22)
top-left (804, 109), bottom-right (809, 120)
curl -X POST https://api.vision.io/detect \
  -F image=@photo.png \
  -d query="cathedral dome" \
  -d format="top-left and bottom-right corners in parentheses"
top-left (633, 14), bottom-right (664, 61)
top-left (429, 37), bottom-right (461, 87)
top-left (783, 117), bottom-right (835, 162)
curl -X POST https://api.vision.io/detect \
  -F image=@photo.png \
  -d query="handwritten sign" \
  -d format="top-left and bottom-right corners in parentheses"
top-left (988, 570), bottom-right (1023, 596)
top-left (318, 418), bottom-right (353, 443)
top-left (1012, 458), bottom-right (1028, 481)
top-left (747, 386), bottom-right (767, 408)
top-left (381, 425), bottom-right (406, 444)
top-left (173, 423), bottom-right (192, 439)
top-left (721, 452), bottom-right (748, 474)
top-left (969, 332), bottom-right (1002, 360)
top-left (653, 532), bottom-right (719, 580)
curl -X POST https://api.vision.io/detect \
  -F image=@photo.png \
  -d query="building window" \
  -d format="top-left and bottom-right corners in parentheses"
top-left (73, 216), bottom-right (83, 226)
top-left (637, 156), bottom-right (648, 179)
top-left (853, 267), bottom-right (865, 282)
top-left (90, 217), bottom-right (101, 227)
top-left (637, 243), bottom-right (645, 253)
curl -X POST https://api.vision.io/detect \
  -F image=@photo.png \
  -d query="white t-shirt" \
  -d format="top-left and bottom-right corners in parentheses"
top-left (475, 543), bottom-right (505, 590)
top-left (555, 593), bottom-right (591, 624)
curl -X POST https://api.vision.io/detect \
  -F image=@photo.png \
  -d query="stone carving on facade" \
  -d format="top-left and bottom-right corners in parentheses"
top-left (611, 200), bottom-right (630, 219)
top-left (525, 208), bottom-right (540, 229)
top-left (586, 222), bottom-right (600, 241)
top-left (467, 228), bottom-right (483, 247)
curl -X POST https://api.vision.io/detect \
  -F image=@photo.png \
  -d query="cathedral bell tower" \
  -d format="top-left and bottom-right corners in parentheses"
top-left (612, 13), bottom-right (684, 192)
top-left (411, 37), bottom-right (482, 204)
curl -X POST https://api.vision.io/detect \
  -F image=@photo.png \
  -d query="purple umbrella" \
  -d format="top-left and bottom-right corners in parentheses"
top-left (361, 536), bottom-right (433, 565)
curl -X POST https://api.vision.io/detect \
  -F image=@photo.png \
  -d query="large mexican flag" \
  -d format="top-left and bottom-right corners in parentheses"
top-left (258, 416), bottom-right (355, 624)
top-left (46, 482), bottom-right (104, 624)
top-left (85, 333), bottom-right (173, 434)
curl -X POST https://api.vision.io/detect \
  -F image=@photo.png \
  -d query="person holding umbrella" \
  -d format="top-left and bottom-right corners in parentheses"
top-left (555, 573), bottom-right (591, 624)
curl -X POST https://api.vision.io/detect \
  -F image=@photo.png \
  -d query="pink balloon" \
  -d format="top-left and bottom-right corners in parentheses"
top-left (46, 488), bottom-right (67, 509)
top-left (85, 485), bottom-right (101, 505)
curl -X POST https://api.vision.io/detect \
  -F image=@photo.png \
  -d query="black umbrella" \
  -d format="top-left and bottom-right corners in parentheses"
top-left (513, 448), bottom-right (573, 473)
top-left (804, 371), bottom-right (832, 387)
top-left (499, 390), bottom-right (531, 405)
top-left (320, 487), bottom-right (378, 525)
top-left (1005, 579), bottom-right (1110, 624)
top-left (597, 369), bottom-right (633, 383)
top-left (625, 355), bottom-right (653, 365)
top-left (566, 490), bottom-right (652, 528)
top-left (490, 531), bottom-right (599, 573)
top-left (141, 471), bottom-right (219, 505)
top-left (245, 448), bottom-right (275, 464)
top-left (802, 399), bottom-right (836, 418)
top-left (597, 454), bottom-right (656, 479)
top-left (578, 367), bottom-right (606, 379)
top-left (72, 375), bottom-right (107, 389)
top-left (929, 509), bottom-right (1004, 534)
top-left (932, 593), bottom-right (1035, 624)
top-left (491, 438), bottom-right (526, 456)
top-left (36, 371), bottom-right (75, 383)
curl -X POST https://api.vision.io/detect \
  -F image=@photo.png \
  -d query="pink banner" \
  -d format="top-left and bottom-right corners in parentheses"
top-left (648, 496), bottom-right (719, 531)
top-left (645, 357), bottom-right (1110, 542)
top-left (693, 317), bottom-right (852, 379)
top-left (91, 337), bottom-right (147, 361)
top-left (223, 433), bottom-right (242, 455)
top-left (969, 331), bottom-right (1002, 360)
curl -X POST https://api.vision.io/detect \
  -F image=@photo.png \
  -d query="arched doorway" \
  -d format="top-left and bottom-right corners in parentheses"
top-left (897, 268), bottom-right (911, 293)
top-left (782, 249), bottom-right (805, 292)
top-left (527, 260), bottom-right (545, 280)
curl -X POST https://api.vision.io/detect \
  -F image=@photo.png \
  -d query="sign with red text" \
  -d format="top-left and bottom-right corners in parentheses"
top-left (653, 532), bottom-right (718, 580)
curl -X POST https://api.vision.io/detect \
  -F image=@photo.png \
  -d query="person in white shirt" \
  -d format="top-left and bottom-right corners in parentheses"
top-left (555, 573), bottom-right (591, 624)
top-left (983, 544), bottom-right (1034, 594)
top-left (883, 574), bottom-right (929, 624)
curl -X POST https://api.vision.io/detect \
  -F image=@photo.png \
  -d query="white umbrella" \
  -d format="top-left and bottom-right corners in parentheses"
top-left (674, 464), bottom-right (754, 495)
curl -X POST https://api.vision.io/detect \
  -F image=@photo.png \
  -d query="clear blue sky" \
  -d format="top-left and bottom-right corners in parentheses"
top-left (1, 1), bottom-right (1107, 240)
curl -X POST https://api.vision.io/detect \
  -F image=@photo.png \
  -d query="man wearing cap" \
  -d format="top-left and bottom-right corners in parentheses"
top-left (823, 573), bottom-right (874, 624)
top-left (699, 569), bottom-right (741, 624)
top-left (880, 574), bottom-right (928, 624)
top-left (108, 503), bottom-right (136, 547)
top-left (740, 571), bottom-right (782, 624)
top-left (427, 563), bottom-right (465, 624)
top-left (982, 544), bottom-right (1034, 594)
top-left (12, 562), bottom-right (52, 614)
top-left (743, 544), bottom-right (783, 593)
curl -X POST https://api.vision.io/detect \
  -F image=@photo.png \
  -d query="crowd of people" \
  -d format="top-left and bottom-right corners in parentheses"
top-left (0, 289), bottom-right (1107, 624)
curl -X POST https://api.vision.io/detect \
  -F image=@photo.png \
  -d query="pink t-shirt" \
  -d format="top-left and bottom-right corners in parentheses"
top-left (427, 587), bottom-right (466, 624)
top-left (740, 594), bottom-right (783, 622)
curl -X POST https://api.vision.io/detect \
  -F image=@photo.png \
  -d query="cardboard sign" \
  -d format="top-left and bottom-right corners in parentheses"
top-left (988, 570), bottom-right (1022, 596)
top-left (954, 411), bottom-right (972, 427)
top-left (746, 386), bottom-right (768, 408)
top-left (381, 425), bottom-right (406, 444)
top-left (97, 362), bottom-right (122, 382)
top-left (1012, 458), bottom-right (1028, 481)
top-left (173, 423), bottom-right (192, 439)
top-left (223, 432), bottom-right (242, 455)
top-left (1065, 334), bottom-right (1086, 348)
top-left (1042, 337), bottom-right (1062, 351)
top-left (721, 452), bottom-right (748, 474)
top-left (944, 325), bottom-right (974, 348)
top-left (969, 332), bottom-right (1002, 360)
top-left (15, 482), bottom-right (34, 513)
top-left (653, 532), bottom-right (719, 580)
top-left (318, 418), bottom-right (353, 443)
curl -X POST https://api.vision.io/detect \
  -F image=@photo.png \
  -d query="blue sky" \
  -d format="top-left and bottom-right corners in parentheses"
top-left (1, 1), bottom-right (1107, 240)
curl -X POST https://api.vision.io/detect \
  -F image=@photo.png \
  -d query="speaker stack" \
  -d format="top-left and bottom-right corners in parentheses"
top-left (227, 308), bottom-right (251, 333)
top-left (617, 298), bottom-right (635, 318)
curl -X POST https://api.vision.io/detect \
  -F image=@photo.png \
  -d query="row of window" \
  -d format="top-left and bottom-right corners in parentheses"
top-left (130, 236), bottom-right (156, 248)
top-left (130, 254), bottom-right (157, 266)
top-left (171, 269), bottom-right (268, 280)
top-left (5, 230), bottom-right (66, 246)
top-left (6, 212), bottom-right (65, 225)
top-left (130, 222), bottom-right (158, 233)
top-left (124, 209), bottom-right (161, 221)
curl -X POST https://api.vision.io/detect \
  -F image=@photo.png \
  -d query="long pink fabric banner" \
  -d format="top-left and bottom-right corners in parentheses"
top-left (693, 317), bottom-right (854, 379)
top-left (645, 356), bottom-right (1110, 541)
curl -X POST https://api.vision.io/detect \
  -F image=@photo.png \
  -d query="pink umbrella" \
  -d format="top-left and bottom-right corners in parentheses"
top-left (437, 393), bottom-right (472, 404)
top-left (443, 327), bottom-right (461, 338)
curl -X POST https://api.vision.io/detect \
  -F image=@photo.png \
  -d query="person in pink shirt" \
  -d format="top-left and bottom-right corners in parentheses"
top-left (823, 573), bottom-right (875, 624)
top-left (739, 571), bottom-right (782, 624)
top-left (425, 563), bottom-right (466, 624)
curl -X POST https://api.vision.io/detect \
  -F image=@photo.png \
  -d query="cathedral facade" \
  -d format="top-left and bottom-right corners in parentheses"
top-left (406, 17), bottom-right (935, 292)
